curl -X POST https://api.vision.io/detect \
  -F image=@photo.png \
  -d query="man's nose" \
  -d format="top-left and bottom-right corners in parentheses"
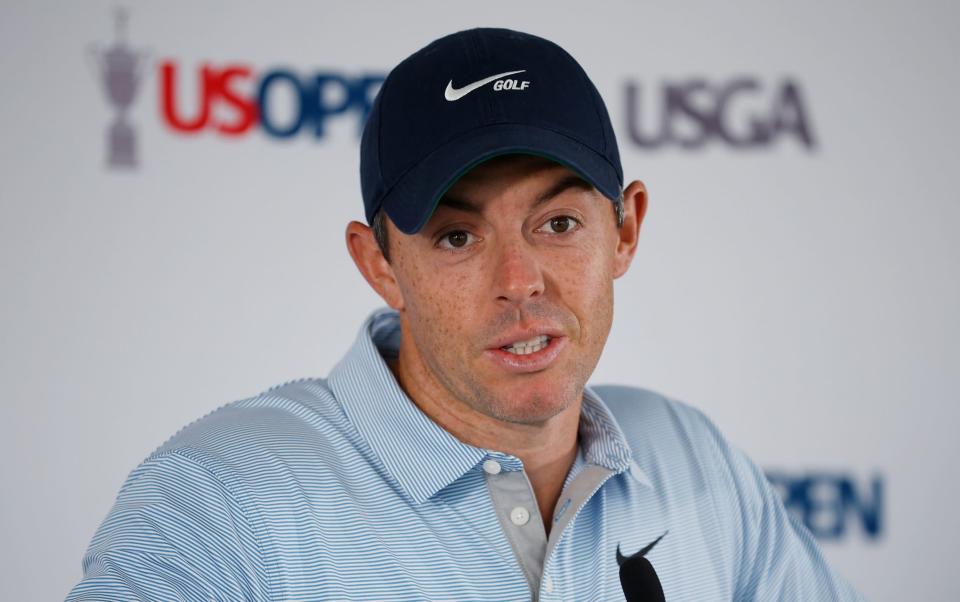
top-left (491, 239), bottom-right (545, 304)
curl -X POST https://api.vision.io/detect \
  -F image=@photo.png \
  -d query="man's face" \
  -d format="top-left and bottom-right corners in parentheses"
top-left (383, 154), bottom-right (634, 426)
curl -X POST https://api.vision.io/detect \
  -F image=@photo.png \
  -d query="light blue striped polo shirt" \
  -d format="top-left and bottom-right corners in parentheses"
top-left (66, 308), bottom-right (864, 601)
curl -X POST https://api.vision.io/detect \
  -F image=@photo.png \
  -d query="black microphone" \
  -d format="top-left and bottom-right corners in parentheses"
top-left (618, 555), bottom-right (665, 602)
top-left (616, 531), bottom-right (667, 601)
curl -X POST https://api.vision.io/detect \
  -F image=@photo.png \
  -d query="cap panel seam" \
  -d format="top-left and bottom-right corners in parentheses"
top-left (568, 54), bottom-right (611, 158)
top-left (474, 29), bottom-right (498, 124)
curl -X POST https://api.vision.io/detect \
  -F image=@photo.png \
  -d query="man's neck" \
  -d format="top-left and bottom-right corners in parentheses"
top-left (386, 354), bottom-right (580, 534)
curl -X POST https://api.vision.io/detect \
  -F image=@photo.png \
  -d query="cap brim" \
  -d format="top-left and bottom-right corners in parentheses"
top-left (380, 123), bottom-right (622, 235)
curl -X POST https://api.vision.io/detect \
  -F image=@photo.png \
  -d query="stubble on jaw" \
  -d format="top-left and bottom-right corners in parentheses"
top-left (388, 285), bottom-right (615, 438)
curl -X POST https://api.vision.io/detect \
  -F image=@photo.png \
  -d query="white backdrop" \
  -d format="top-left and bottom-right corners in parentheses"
top-left (1, 1), bottom-right (958, 600)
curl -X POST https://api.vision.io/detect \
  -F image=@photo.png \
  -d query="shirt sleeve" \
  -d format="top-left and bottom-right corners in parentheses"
top-left (64, 449), bottom-right (274, 601)
top-left (693, 407), bottom-right (866, 601)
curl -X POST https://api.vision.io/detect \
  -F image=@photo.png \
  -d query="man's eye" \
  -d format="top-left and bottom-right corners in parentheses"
top-left (437, 230), bottom-right (475, 249)
top-left (540, 215), bottom-right (580, 234)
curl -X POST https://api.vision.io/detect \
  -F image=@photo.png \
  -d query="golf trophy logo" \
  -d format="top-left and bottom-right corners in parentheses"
top-left (88, 8), bottom-right (147, 168)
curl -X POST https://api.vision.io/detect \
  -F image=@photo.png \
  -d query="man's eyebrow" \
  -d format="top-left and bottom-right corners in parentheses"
top-left (436, 194), bottom-right (482, 214)
top-left (531, 174), bottom-right (595, 209)
top-left (437, 174), bottom-right (596, 214)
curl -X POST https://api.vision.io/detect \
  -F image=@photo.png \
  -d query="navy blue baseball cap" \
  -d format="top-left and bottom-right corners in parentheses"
top-left (360, 27), bottom-right (623, 235)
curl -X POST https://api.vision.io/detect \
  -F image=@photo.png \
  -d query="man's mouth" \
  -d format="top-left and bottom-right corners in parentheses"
top-left (500, 335), bottom-right (551, 355)
top-left (485, 333), bottom-right (567, 374)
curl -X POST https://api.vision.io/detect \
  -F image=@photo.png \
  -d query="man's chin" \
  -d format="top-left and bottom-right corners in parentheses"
top-left (480, 389), bottom-right (578, 426)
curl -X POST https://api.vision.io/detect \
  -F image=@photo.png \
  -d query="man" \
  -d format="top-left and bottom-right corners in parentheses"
top-left (66, 28), bottom-right (863, 601)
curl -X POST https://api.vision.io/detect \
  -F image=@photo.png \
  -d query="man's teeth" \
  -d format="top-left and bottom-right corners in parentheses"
top-left (502, 335), bottom-right (550, 355)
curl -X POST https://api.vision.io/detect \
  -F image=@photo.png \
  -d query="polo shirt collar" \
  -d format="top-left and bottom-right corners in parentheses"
top-left (328, 308), bottom-right (650, 505)
top-left (328, 308), bottom-right (487, 505)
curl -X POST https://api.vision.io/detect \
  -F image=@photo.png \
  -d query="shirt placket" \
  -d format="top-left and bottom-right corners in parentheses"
top-left (483, 453), bottom-right (618, 601)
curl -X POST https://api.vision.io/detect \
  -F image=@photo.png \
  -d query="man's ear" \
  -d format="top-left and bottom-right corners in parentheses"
top-left (345, 220), bottom-right (405, 310)
top-left (612, 180), bottom-right (648, 278)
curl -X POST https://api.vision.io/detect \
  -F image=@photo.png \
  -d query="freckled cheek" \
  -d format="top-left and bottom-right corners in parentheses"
top-left (403, 263), bottom-right (479, 348)
top-left (551, 250), bottom-right (614, 343)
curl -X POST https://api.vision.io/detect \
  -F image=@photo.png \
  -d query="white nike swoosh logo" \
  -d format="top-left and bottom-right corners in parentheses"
top-left (444, 70), bottom-right (526, 101)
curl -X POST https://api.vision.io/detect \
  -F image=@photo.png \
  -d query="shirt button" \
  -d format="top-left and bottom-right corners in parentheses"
top-left (544, 575), bottom-right (554, 594)
top-left (510, 506), bottom-right (530, 526)
top-left (482, 459), bottom-right (502, 475)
